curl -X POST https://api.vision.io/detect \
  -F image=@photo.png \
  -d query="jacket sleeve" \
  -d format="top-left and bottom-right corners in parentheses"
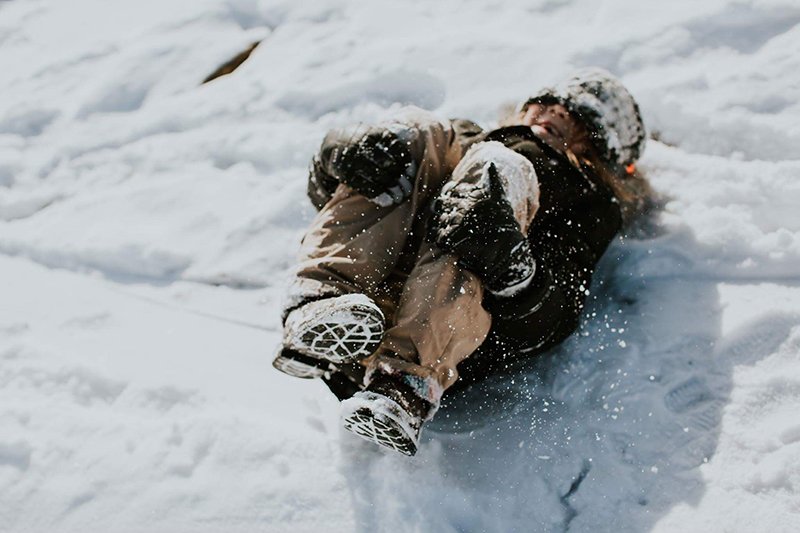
top-left (484, 227), bottom-right (597, 353)
top-left (483, 169), bottom-right (622, 353)
top-left (306, 107), bottom-right (465, 210)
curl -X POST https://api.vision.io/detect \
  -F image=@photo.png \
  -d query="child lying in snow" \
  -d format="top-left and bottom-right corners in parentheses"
top-left (273, 68), bottom-right (653, 455)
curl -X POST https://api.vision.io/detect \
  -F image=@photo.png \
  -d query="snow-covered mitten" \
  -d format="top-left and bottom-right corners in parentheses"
top-left (433, 161), bottom-right (535, 297)
top-left (320, 125), bottom-right (417, 206)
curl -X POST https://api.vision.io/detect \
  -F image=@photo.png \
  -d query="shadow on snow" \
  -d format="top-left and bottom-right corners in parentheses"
top-left (337, 207), bottom-right (796, 533)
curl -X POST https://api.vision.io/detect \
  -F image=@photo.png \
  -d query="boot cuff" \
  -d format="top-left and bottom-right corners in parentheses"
top-left (365, 355), bottom-right (443, 421)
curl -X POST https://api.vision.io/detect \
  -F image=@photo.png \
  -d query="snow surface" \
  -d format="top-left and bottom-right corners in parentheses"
top-left (2, 0), bottom-right (800, 531)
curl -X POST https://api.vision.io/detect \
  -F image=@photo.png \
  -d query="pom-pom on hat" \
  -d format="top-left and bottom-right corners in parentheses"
top-left (522, 68), bottom-right (646, 170)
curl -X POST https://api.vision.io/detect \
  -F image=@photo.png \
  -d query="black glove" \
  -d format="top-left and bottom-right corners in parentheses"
top-left (320, 126), bottom-right (417, 206)
top-left (307, 155), bottom-right (340, 210)
top-left (433, 162), bottom-right (535, 296)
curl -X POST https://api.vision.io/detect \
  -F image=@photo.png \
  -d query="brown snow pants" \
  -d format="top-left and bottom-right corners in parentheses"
top-left (289, 110), bottom-right (538, 395)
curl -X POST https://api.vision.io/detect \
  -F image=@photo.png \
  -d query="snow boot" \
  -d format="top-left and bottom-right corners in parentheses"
top-left (340, 374), bottom-right (437, 456)
top-left (273, 294), bottom-right (385, 378)
top-left (272, 347), bottom-right (331, 379)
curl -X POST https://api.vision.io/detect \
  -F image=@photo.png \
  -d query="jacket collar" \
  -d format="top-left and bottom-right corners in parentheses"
top-left (483, 126), bottom-right (602, 191)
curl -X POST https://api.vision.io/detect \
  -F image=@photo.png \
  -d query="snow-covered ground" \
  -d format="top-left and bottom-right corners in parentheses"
top-left (2, 0), bottom-right (800, 531)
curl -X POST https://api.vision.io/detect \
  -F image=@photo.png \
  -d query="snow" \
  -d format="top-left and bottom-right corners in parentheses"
top-left (1, 0), bottom-right (799, 531)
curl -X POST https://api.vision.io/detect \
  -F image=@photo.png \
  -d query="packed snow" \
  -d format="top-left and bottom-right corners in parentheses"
top-left (1, 0), bottom-right (799, 531)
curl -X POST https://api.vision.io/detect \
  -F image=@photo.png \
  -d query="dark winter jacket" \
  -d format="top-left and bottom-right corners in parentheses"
top-left (307, 116), bottom-right (623, 387)
top-left (452, 121), bottom-right (622, 385)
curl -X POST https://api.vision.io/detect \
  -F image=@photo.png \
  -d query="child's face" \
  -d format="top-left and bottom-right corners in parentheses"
top-left (520, 103), bottom-right (590, 156)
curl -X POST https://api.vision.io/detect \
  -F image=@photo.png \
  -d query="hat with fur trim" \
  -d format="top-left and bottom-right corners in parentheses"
top-left (522, 68), bottom-right (646, 170)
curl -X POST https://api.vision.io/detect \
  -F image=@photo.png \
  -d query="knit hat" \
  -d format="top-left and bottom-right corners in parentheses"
top-left (522, 68), bottom-right (646, 170)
